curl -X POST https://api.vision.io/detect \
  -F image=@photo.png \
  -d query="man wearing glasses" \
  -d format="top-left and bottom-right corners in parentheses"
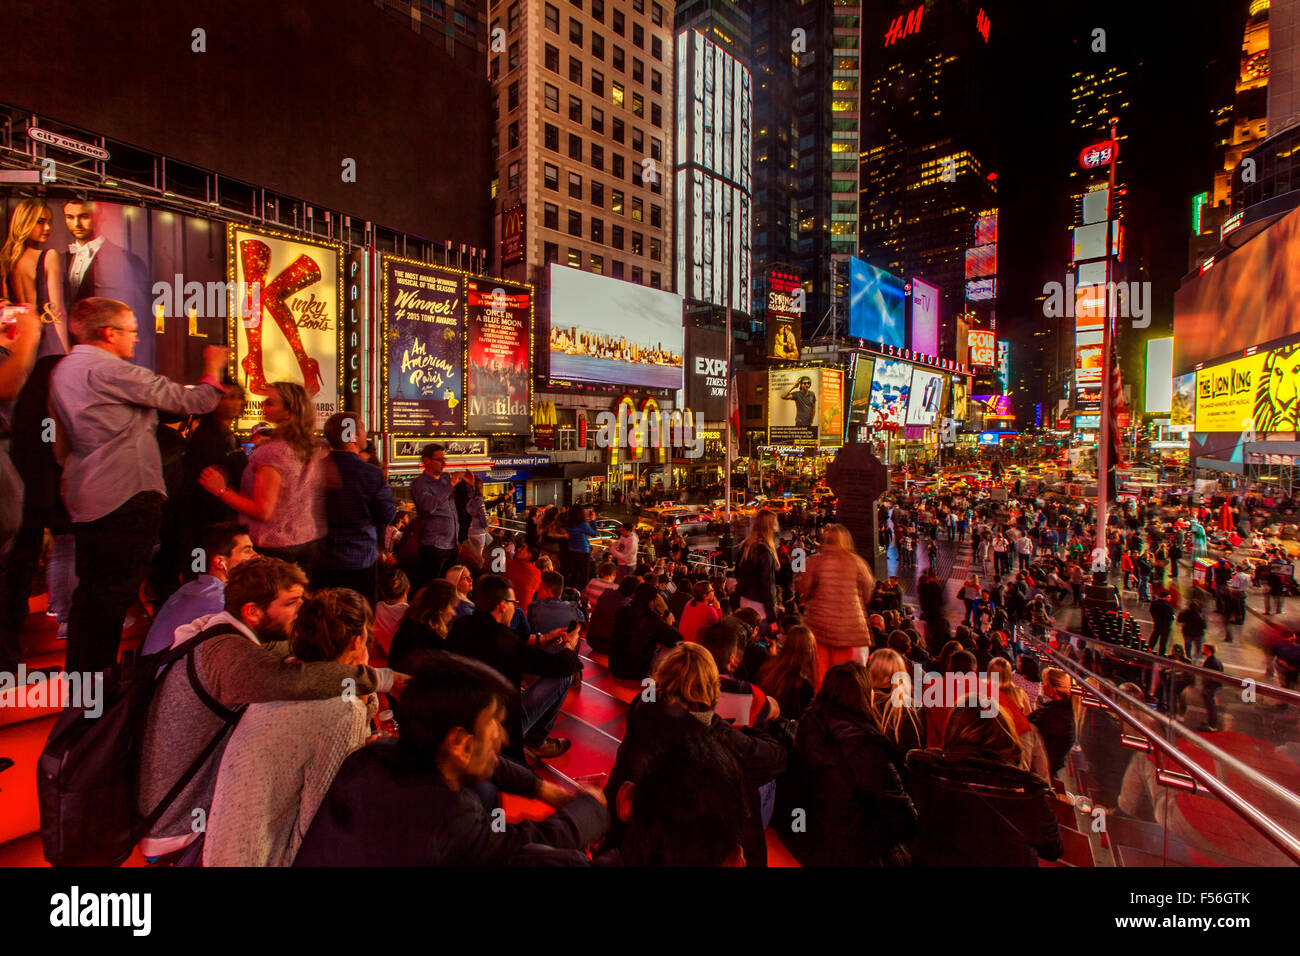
top-left (48, 296), bottom-right (228, 673)
top-left (412, 442), bottom-right (470, 588)
top-left (447, 574), bottom-right (581, 760)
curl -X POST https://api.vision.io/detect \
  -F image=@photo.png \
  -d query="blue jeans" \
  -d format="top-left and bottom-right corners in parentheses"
top-left (522, 649), bottom-right (574, 746)
top-left (758, 780), bottom-right (777, 829)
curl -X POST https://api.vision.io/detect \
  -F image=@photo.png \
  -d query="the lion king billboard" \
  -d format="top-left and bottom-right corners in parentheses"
top-left (1194, 341), bottom-right (1300, 434)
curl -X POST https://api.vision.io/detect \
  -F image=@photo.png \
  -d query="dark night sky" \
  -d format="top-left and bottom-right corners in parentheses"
top-left (989, 0), bottom-right (1246, 414)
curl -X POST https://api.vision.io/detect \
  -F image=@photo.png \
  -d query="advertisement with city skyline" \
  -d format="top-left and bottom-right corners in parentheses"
top-left (548, 264), bottom-right (684, 390)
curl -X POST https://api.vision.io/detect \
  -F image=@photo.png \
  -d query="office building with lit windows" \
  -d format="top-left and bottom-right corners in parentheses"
top-left (859, 0), bottom-right (997, 355)
top-left (673, 23), bottom-right (753, 330)
top-left (488, 0), bottom-right (676, 298)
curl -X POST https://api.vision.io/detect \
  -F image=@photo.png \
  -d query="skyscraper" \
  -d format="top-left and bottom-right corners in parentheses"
top-left (859, 0), bottom-right (997, 357)
top-left (743, 0), bottom-right (861, 346)
top-left (488, 0), bottom-right (676, 297)
top-left (673, 23), bottom-right (753, 330)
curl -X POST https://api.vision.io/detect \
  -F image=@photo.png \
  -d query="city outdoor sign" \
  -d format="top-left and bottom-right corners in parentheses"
top-left (27, 127), bottom-right (111, 162)
top-left (1079, 140), bottom-right (1118, 170)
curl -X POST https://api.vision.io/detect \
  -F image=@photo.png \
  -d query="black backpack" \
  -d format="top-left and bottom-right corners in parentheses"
top-left (38, 622), bottom-right (246, 867)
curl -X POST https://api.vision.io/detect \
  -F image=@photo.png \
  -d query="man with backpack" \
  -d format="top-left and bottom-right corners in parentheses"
top-left (136, 557), bottom-right (406, 864)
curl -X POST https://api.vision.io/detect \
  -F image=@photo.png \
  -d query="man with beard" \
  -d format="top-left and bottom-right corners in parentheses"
top-left (63, 199), bottom-right (154, 369)
top-left (136, 557), bottom-right (408, 865)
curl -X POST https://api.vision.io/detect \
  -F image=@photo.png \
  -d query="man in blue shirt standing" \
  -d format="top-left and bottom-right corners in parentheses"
top-left (141, 522), bottom-right (256, 655)
top-left (316, 412), bottom-right (396, 604)
top-left (411, 443), bottom-right (469, 589)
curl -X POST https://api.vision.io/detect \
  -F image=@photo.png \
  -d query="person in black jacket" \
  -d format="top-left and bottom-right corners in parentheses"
top-left (609, 581), bottom-right (681, 680)
top-left (1177, 599), bottom-right (1207, 659)
top-left (735, 510), bottom-right (781, 629)
top-left (598, 734), bottom-right (748, 866)
top-left (388, 579), bottom-right (459, 673)
top-left (604, 643), bottom-right (788, 866)
top-left (294, 652), bottom-right (607, 866)
top-left (1148, 588), bottom-right (1175, 655)
top-left (1028, 667), bottom-right (1076, 778)
top-left (776, 661), bottom-right (917, 866)
top-left (906, 699), bottom-right (1063, 866)
top-left (587, 575), bottom-right (638, 655)
top-left (446, 574), bottom-right (580, 760)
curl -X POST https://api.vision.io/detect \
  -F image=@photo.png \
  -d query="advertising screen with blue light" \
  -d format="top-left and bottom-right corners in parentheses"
top-left (849, 257), bottom-right (906, 348)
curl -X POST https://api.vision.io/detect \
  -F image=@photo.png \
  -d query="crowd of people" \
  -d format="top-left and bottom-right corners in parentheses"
top-left (0, 293), bottom-right (1281, 866)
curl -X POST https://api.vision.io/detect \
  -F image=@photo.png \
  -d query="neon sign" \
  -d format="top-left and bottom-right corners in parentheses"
top-left (884, 4), bottom-right (923, 46)
top-left (1079, 140), bottom-right (1118, 169)
top-left (976, 8), bottom-right (991, 42)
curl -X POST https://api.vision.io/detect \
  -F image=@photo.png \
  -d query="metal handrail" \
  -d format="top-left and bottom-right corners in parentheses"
top-left (1027, 635), bottom-right (1300, 864)
top-left (1053, 625), bottom-right (1300, 707)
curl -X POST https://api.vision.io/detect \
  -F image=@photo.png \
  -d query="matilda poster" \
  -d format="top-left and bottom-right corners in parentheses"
top-left (383, 257), bottom-right (465, 433)
top-left (467, 279), bottom-right (531, 433)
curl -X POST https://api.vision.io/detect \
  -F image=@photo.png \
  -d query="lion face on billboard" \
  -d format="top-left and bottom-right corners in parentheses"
top-left (1255, 344), bottom-right (1300, 431)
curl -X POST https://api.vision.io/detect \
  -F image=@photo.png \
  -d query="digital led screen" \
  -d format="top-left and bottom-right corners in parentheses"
top-left (848, 257), bottom-right (906, 347)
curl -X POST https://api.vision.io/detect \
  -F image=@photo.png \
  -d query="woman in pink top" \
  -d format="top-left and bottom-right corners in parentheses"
top-left (199, 381), bottom-right (326, 574)
top-left (678, 579), bottom-right (722, 643)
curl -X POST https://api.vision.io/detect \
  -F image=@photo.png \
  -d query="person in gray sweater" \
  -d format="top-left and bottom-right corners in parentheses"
top-left (137, 557), bottom-right (406, 864)
top-left (203, 588), bottom-right (380, 867)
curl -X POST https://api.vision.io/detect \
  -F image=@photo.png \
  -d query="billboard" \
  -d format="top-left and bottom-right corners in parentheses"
top-left (969, 329), bottom-right (995, 366)
top-left (910, 277), bottom-right (940, 356)
top-left (684, 327), bottom-right (729, 420)
top-left (765, 270), bottom-right (804, 360)
top-left (501, 205), bottom-right (525, 267)
top-left (467, 278), bottom-right (531, 433)
top-left (1171, 372), bottom-right (1195, 428)
top-left (768, 367), bottom-right (822, 446)
top-left (997, 340), bottom-right (1010, 393)
top-left (952, 377), bottom-right (969, 420)
top-left (964, 244), bottom-right (997, 280)
top-left (848, 257), bottom-right (906, 347)
top-left (549, 265), bottom-right (684, 389)
top-left (819, 368), bottom-right (845, 448)
top-left (906, 367), bottom-right (944, 426)
top-left (382, 257), bottom-right (465, 433)
top-left (848, 355), bottom-right (875, 428)
top-left (0, 195), bottom-right (235, 386)
top-left (1194, 343), bottom-right (1300, 433)
top-left (230, 225), bottom-right (343, 431)
top-left (966, 277), bottom-right (996, 301)
top-left (868, 358), bottom-right (912, 429)
top-left (1144, 337), bottom-right (1174, 415)
top-left (1075, 330), bottom-right (1103, 384)
top-left (1174, 205), bottom-right (1300, 374)
top-left (975, 212), bottom-right (998, 246)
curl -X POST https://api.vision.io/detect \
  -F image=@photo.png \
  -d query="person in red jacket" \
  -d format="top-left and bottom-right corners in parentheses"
top-left (504, 539), bottom-right (543, 609)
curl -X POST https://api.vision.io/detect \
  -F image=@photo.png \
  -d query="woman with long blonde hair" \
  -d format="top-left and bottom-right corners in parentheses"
top-left (735, 509), bottom-right (781, 630)
top-left (2, 198), bottom-right (67, 355)
top-left (198, 381), bottom-right (326, 574)
top-left (797, 523), bottom-right (874, 687)
top-left (866, 648), bottom-right (924, 756)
